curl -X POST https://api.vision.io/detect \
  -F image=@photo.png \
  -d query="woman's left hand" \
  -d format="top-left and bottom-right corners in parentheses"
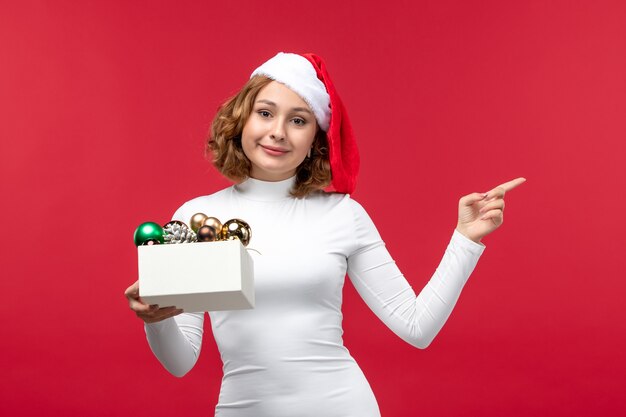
top-left (456, 177), bottom-right (526, 243)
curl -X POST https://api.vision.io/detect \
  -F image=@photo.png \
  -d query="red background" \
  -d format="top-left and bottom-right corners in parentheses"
top-left (1, 1), bottom-right (625, 416)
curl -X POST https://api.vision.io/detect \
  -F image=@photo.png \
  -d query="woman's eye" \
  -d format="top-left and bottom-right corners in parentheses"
top-left (258, 110), bottom-right (271, 118)
top-left (292, 118), bottom-right (306, 126)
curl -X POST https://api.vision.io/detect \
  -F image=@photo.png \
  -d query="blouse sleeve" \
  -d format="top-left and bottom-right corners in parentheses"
top-left (346, 200), bottom-right (485, 349)
top-left (144, 313), bottom-right (205, 377)
top-left (142, 202), bottom-right (205, 377)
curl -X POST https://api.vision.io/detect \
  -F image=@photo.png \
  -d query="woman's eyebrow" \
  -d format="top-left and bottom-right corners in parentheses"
top-left (256, 99), bottom-right (313, 115)
top-left (256, 99), bottom-right (277, 107)
top-left (292, 107), bottom-right (313, 115)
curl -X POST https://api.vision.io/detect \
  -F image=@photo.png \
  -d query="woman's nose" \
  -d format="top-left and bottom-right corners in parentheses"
top-left (269, 119), bottom-right (286, 141)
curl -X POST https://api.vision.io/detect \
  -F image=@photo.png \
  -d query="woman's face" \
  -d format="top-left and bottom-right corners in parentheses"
top-left (241, 81), bottom-right (318, 182)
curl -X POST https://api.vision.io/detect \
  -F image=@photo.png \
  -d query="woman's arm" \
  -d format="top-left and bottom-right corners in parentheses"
top-left (125, 280), bottom-right (204, 377)
top-left (346, 177), bottom-right (524, 348)
top-left (347, 229), bottom-right (483, 349)
top-left (139, 203), bottom-right (206, 377)
top-left (144, 312), bottom-right (205, 377)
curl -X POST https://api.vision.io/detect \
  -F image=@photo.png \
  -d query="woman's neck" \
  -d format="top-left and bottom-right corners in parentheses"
top-left (233, 175), bottom-right (296, 201)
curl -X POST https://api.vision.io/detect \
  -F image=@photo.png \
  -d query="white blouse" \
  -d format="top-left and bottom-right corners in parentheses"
top-left (144, 176), bottom-right (485, 417)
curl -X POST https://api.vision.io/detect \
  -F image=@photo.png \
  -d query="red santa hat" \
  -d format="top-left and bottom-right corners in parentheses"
top-left (251, 52), bottom-right (359, 194)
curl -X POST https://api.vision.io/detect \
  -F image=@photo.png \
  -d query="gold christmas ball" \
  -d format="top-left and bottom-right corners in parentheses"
top-left (202, 217), bottom-right (222, 233)
top-left (190, 213), bottom-right (209, 233)
top-left (221, 219), bottom-right (251, 246)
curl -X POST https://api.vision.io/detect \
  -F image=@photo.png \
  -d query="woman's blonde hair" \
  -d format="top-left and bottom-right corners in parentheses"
top-left (207, 76), bottom-right (332, 198)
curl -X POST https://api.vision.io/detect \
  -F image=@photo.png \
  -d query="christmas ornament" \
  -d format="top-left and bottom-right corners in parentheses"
top-left (197, 225), bottom-right (219, 242)
top-left (221, 219), bottom-right (251, 246)
top-left (134, 222), bottom-right (165, 246)
top-left (163, 221), bottom-right (197, 244)
top-left (190, 213), bottom-right (209, 233)
top-left (203, 217), bottom-right (222, 234)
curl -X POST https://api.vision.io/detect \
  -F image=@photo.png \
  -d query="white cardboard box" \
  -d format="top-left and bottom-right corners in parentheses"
top-left (137, 240), bottom-right (254, 312)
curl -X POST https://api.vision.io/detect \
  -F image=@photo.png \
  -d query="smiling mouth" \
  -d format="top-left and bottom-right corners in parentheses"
top-left (260, 145), bottom-right (289, 155)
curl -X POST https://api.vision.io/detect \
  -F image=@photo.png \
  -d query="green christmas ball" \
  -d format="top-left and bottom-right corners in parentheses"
top-left (134, 222), bottom-right (165, 246)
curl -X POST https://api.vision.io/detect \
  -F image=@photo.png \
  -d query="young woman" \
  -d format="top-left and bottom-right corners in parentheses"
top-left (125, 52), bottom-right (525, 417)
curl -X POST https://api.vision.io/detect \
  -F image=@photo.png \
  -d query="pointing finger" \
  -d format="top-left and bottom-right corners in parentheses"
top-left (497, 177), bottom-right (526, 193)
top-left (486, 177), bottom-right (526, 199)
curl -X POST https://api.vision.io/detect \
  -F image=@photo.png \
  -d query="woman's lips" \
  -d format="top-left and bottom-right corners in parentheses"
top-left (260, 145), bottom-right (289, 156)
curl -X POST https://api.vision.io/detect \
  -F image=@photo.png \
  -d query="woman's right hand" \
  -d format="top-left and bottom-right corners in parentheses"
top-left (124, 280), bottom-right (184, 323)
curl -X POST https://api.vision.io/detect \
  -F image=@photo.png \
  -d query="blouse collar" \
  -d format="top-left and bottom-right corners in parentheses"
top-left (234, 175), bottom-right (296, 201)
